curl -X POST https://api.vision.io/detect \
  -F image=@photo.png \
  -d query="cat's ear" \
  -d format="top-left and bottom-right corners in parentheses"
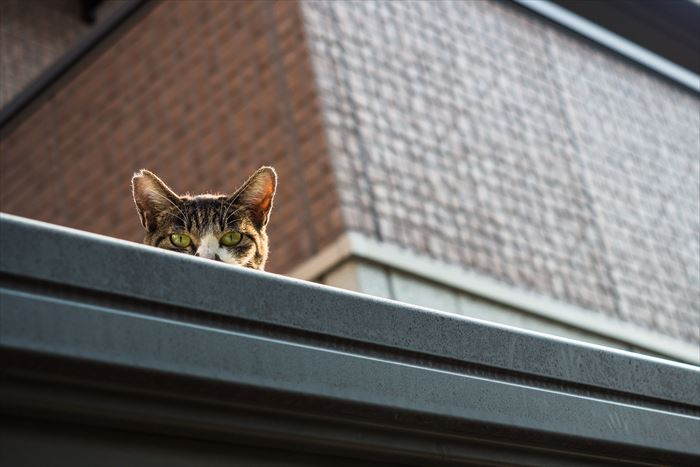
top-left (132, 169), bottom-right (181, 231)
top-left (232, 166), bottom-right (277, 228)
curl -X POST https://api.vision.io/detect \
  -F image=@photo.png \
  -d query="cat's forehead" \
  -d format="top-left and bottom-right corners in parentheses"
top-left (183, 193), bottom-right (225, 204)
top-left (182, 193), bottom-right (226, 203)
top-left (178, 196), bottom-right (219, 218)
top-left (172, 194), bottom-right (251, 232)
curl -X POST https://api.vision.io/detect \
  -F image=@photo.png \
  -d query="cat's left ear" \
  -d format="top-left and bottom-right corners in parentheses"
top-left (233, 166), bottom-right (277, 228)
top-left (132, 169), bottom-right (181, 232)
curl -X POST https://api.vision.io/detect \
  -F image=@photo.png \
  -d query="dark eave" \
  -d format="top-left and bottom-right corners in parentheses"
top-left (552, 0), bottom-right (700, 76)
top-left (0, 0), bottom-right (152, 135)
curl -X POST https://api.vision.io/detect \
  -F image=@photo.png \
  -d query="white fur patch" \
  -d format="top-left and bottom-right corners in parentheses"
top-left (196, 231), bottom-right (253, 266)
top-left (196, 232), bottom-right (220, 260)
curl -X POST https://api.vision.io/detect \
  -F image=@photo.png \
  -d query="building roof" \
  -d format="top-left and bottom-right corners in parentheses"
top-left (2, 213), bottom-right (699, 465)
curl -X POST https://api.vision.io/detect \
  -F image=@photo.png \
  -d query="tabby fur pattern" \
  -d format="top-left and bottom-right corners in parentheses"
top-left (132, 166), bottom-right (276, 270)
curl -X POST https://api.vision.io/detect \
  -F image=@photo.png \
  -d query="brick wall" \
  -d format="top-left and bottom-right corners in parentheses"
top-left (0, 0), bottom-right (343, 274)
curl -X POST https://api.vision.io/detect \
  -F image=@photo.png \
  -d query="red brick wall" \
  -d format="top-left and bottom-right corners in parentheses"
top-left (0, 0), bottom-right (343, 274)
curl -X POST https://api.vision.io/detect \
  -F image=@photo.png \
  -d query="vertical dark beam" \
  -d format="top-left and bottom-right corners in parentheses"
top-left (81, 0), bottom-right (105, 24)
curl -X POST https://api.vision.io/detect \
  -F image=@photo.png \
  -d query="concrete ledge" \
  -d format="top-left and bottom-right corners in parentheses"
top-left (290, 231), bottom-right (700, 365)
top-left (1, 213), bottom-right (699, 465)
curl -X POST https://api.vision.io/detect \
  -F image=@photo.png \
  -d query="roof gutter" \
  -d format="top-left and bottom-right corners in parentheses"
top-left (1, 213), bottom-right (699, 465)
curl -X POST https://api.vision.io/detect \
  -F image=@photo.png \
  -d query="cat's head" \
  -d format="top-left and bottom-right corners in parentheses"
top-left (132, 166), bottom-right (276, 270)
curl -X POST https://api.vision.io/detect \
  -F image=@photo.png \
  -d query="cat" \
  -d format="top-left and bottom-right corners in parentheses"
top-left (131, 166), bottom-right (276, 270)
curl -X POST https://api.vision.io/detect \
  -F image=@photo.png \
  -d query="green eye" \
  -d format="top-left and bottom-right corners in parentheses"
top-left (170, 233), bottom-right (191, 248)
top-left (220, 231), bottom-right (242, 247)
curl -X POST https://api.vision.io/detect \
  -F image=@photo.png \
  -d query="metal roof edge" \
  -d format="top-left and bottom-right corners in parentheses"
top-left (1, 213), bottom-right (699, 464)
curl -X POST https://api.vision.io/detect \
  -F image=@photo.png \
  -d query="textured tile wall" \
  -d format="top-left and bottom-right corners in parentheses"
top-left (301, 0), bottom-right (700, 343)
top-left (0, 0), bottom-right (343, 274)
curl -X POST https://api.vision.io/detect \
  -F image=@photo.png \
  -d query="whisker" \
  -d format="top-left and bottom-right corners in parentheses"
top-left (218, 197), bottom-right (226, 227)
top-left (225, 205), bottom-right (246, 225)
top-left (221, 192), bottom-right (244, 227)
top-left (150, 191), bottom-right (188, 226)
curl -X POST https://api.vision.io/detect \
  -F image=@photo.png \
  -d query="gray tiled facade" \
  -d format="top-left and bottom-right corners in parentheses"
top-left (301, 0), bottom-right (700, 343)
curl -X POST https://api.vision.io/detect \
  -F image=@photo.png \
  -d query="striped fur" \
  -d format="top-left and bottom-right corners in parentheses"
top-left (132, 167), bottom-right (276, 270)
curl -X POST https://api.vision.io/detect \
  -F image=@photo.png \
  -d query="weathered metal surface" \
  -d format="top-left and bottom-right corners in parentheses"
top-left (1, 213), bottom-right (699, 465)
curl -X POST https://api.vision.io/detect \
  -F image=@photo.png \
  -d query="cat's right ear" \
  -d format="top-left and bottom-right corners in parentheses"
top-left (132, 169), bottom-right (180, 231)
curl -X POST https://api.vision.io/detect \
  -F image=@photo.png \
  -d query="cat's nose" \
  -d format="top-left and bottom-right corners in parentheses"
top-left (195, 246), bottom-right (223, 262)
top-left (195, 246), bottom-right (216, 260)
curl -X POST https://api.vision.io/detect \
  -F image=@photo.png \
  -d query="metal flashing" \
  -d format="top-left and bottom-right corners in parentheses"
top-left (1, 213), bottom-right (699, 464)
